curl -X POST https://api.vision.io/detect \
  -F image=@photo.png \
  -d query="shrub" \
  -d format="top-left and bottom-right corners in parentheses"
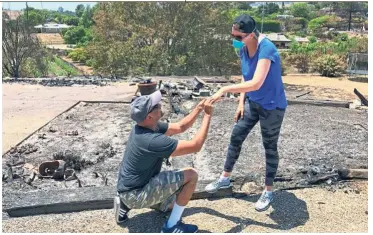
top-left (85, 59), bottom-right (94, 67)
top-left (287, 54), bottom-right (310, 73)
top-left (347, 36), bottom-right (368, 53)
top-left (20, 58), bottom-right (40, 77)
top-left (63, 26), bottom-right (86, 44)
top-left (325, 31), bottom-right (339, 40)
top-left (263, 20), bottom-right (281, 32)
top-left (308, 36), bottom-right (317, 43)
top-left (68, 48), bottom-right (87, 62)
top-left (253, 18), bottom-right (281, 32)
top-left (335, 33), bottom-right (348, 42)
top-left (294, 17), bottom-right (308, 29)
top-left (281, 60), bottom-right (288, 76)
top-left (312, 54), bottom-right (347, 77)
top-left (20, 57), bottom-right (49, 78)
top-left (63, 26), bottom-right (92, 45)
top-left (308, 15), bottom-right (341, 34)
top-left (53, 56), bottom-right (79, 76)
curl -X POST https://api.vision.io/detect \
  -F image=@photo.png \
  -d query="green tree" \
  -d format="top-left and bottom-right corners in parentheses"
top-left (63, 26), bottom-right (86, 44)
top-left (19, 9), bottom-right (44, 26)
top-left (308, 15), bottom-right (340, 34)
top-left (233, 2), bottom-right (252, 10)
top-left (2, 13), bottom-right (46, 78)
top-left (289, 3), bottom-right (315, 20)
top-left (75, 4), bottom-right (85, 17)
top-left (55, 14), bottom-right (63, 24)
top-left (88, 2), bottom-right (239, 77)
top-left (257, 2), bottom-right (280, 15)
top-left (332, 2), bottom-right (368, 31)
top-left (79, 5), bottom-right (93, 28)
top-left (63, 16), bottom-right (79, 26)
top-left (307, 2), bottom-right (323, 10)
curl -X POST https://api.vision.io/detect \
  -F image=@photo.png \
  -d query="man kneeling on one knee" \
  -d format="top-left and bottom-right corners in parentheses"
top-left (114, 90), bottom-right (215, 233)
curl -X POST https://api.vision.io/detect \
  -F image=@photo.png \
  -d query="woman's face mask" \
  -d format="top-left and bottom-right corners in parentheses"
top-left (231, 30), bottom-right (249, 50)
top-left (232, 35), bottom-right (248, 57)
top-left (232, 39), bottom-right (245, 49)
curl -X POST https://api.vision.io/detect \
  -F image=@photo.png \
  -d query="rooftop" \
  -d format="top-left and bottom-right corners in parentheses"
top-left (34, 22), bottom-right (72, 29)
top-left (265, 33), bottom-right (291, 42)
top-left (293, 36), bottom-right (309, 43)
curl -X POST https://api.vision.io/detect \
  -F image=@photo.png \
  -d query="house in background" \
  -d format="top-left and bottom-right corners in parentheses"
top-left (265, 33), bottom-right (291, 49)
top-left (276, 14), bottom-right (294, 20)
top-left (293, 36), bottom-right (310, 44)
top-left (34, 22), bottom-right (72, 33)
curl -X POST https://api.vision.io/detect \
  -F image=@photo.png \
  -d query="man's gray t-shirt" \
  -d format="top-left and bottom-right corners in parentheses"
top-left (117, 122), bottom-right (178, 192)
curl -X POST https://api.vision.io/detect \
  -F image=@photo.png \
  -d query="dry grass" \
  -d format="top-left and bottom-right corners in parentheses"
top-left (36, 33), bottom-right (64, 45)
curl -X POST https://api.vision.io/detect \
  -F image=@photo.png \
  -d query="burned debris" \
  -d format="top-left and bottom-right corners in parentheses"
top-left (2, 77), bottom-right (368, 201)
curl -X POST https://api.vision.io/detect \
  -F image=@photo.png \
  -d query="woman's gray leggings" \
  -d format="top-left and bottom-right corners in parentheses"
top-left (224, 100), bottom-right (285, 186)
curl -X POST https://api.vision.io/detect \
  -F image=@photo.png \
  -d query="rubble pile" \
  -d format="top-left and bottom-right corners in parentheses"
top-left (131, 76), bottom-right (239, 119)
top-left (3, 77), bottom-right (112, 86)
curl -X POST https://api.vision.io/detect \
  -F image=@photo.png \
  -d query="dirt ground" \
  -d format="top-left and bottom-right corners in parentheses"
top-left (1, 75), bottom-right (368, 233)
top-left (233, 74), bottom-right (368, 101)
top-left (2, 181), bottom-right (368, 233)
top-left (2, 83), bottom-right (137, 154)
top-left (282, 75), bottom-right (368, 101)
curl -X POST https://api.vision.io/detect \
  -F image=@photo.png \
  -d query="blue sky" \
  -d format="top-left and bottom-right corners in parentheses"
top-left (3, 2), bottom-right (98, 12)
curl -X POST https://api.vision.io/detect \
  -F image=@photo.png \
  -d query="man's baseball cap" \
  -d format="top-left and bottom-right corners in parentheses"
top-left (130, 90), bottom-right (162, 123)
top-left (233, 14), bottom-right (257, 33)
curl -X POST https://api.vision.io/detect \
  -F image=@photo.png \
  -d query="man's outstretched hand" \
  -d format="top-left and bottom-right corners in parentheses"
top-left (203, 98), bottom-right (215, 116)
top-left (196, 99), bottom-right (207, 111)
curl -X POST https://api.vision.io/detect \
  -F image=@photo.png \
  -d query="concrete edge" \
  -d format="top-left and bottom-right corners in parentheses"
top-left (3, 169), bottom-right (368, 218)
top-left (191, 97), bottom-right (350, 108)
top-left (80, 100), bottom-right (132, 104)
top-left (287, 99), bottom-right (350, 108)
top-left (3, 180), bottom-right (232, 218)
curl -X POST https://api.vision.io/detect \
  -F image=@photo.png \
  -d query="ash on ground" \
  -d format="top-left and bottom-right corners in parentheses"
top-left (2, 95), bottom-right (367, 194)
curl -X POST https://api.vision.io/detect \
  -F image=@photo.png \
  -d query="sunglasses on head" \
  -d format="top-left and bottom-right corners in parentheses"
top-left (232, 23), bottom-right (257, 41)
top-left (231, 24), bottom-right (248, 41)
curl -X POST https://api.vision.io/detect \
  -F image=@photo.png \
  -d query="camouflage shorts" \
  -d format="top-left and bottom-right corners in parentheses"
top-left (118, 170), bottom-right (184, 212)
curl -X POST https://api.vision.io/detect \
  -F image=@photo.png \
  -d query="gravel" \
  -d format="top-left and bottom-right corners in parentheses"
top-left (2, 181), bottom-right (367, 233)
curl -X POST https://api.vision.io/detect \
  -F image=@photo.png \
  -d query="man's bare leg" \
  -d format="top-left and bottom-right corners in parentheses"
top-left (176, 167), bottom-right (198, 205)
top-left (166, 167), bottom-right (198, 228)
